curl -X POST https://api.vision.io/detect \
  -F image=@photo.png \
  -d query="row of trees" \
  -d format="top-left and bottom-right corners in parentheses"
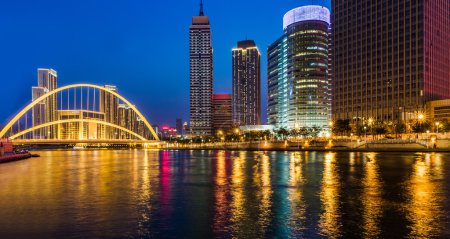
top-left (168, 127), bottom-right (327, 143)
top-left (332, 119), bottom-right (450, 137)
top-left (167, 119), bottom-right (450, 143)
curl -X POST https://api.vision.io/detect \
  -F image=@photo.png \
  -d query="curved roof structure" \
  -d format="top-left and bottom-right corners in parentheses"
top-left (283, 5), bottom-right (330, 30)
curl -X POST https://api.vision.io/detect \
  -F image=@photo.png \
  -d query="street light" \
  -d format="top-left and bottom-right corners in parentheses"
top-left (368, 118), bottom-right (374, 139)
top-left (364, 126), bottom-right (367, 140)
top-left (418, 114), bottom-right (424, 121)
top-left (436, 122), bottom-right (440, 134)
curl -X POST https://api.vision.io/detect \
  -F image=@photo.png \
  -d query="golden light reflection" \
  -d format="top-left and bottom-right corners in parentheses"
top-left (258, 153), bottom-right (272, 232)
top-left (213, 151), bottom-right (229, 235)
top-left (230, 152), bottom-right (246, 237)
top-left (319, 152), bottom-right (341, 238)
top-left (362, 152), bottom-right (382, 238)
top-left (288, 152), bottom-right (306, 235)
top-left (407, 153), bottom-right (444, 238)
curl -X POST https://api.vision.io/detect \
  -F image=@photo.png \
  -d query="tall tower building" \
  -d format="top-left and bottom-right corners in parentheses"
top-left (100, 85), bottom-right (118, 139)
top-left (332, 0), bottom-right (450, 123)
top-left (232, 40), bottom-right (261, 126)
top-left (268, 6), bottom-right (331, 130)
top-left (189, 0), bottom-right (214, 135)
top-left (31, 87), bottom-right (46, 139)
top-left (32, 68), bottom-right (58, 139)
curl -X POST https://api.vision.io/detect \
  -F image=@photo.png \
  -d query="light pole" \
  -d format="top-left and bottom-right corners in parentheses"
top-left (436, 122), bottom-right (440, 134)
top-left (368, 118), bottom-right (374, 140)
top-left (364, 126), bottom-right (367, 141)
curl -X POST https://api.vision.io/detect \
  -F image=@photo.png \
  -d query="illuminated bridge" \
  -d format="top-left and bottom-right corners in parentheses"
top-left (0, 84), bottom-right (160, 146)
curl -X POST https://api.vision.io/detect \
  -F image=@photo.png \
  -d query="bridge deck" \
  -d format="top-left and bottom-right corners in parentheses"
top-left (12, 139), bottom-right (161, 145)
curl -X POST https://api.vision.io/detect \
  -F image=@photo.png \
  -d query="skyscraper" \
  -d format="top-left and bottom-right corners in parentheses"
top-left (212, 94), bottom-right (233, 133)
top-left (232, 40), bottom-right (261, 126)
top-left (117, 104), bottom-right (137, 139)
top-left (31, 87), bottom-right (46, 139)
top-left (189, 0), bottom-right (214, 135)
top-left (176, 118), bottom-right (183, 136)
top-left (32, 68), bottom-right (58, 139)
top-left (268, 6), bottom-right (331, 130)
top-left (332, 0), bottom-right (450, 123)
top-left (100, 85), bottom-right (118, 139)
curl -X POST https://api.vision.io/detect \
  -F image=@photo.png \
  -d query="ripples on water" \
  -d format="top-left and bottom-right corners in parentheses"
top-left (0, 150), bottom-right (449, 238)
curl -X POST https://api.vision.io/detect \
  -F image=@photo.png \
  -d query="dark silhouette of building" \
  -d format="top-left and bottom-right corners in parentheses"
top-left (212, 94), bottom-right (232, 133)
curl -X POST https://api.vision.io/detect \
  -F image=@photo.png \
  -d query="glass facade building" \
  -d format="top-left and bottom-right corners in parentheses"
top-left (268, 5), bottom-right (331, 130)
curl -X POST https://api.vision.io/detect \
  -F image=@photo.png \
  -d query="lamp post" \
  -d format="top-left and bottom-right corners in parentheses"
top-left (436, 122), bottom-right (440, 134)
top-left (368, 118), bottom-right (374, 140)
top-left (364, 126), bottom-right (367, 141)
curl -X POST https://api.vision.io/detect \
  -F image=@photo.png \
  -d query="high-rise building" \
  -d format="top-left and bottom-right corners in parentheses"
top-left (189, 0), bottom-right (214, 135)
top-left (118, 104), bottom-right (137, 139)
top-left (32, 68), bottom-right (58, 139)
top-left (212, 94), bottom-right (233, 133)
top-left (176, 118), bottom-right (183, 136)
top-left (232, 40), bottom-right (261, 126)
top-left (31, 87), bottom-right (46, 139)
top-left (100, 85), bottom-right (118, 139)
top-left (268, 6), bottom-right (331, 130)
top-left (332, 0), bottom-right (450, 123)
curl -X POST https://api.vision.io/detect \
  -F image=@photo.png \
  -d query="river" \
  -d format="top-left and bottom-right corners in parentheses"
top-left (0, 150), bottom-right (449, 238)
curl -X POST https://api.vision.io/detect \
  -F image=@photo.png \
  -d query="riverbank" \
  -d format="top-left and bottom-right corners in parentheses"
top-left (0, 153), bottom-right (33, 164)
top-left (164, 139), bottom-right (450, 153)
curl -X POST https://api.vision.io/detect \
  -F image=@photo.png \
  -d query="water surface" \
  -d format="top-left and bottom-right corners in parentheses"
top-left (0, 150), bottom-right (449, 238)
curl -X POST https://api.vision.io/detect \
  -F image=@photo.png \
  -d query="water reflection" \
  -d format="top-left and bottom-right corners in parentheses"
top-left (257, 153), bottom-right (272, 236)
top-left (407, 153), bottom-right (444, 238)
top-left (362, 152), bottom-right (382, 238)
top-left (288, 152), bottom-right (306, 236)
top-left (319, 152), bottom-right (341, 239)
top-left (0, 150), bottom-right (449, 238)
top-left (213, 151), bottom-right (230, 236)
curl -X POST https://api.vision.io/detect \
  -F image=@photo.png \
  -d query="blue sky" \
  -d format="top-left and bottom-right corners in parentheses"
top-left (0, 0), bottom-right (331, 126)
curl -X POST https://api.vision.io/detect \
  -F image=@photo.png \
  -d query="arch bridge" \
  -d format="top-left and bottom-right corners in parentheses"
top-left (0, 84), bottom-right (160, 145)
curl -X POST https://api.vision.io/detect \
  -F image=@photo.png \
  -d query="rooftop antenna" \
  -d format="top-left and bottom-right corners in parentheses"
top-left (199, 0), bottom-right (204, 16)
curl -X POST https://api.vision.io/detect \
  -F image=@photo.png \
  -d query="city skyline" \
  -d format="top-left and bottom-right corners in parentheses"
top-left (0, 0), bottom-right (332, 127)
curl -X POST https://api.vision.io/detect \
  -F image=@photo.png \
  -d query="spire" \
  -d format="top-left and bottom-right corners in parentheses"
top-left (199, 0), bottom-right (204, 16)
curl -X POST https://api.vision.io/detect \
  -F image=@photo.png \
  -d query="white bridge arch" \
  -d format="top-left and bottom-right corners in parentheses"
top-left (0, 84), bottom-right (160, 141)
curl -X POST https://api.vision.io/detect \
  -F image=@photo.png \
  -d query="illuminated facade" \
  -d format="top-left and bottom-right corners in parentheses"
top-left (118, 104), bottom-right (137, 139)
top-left (189, 0), bottom-right (214, 135)
top-left (58, 110), bottom-right (105, 140)
top-left (212, 94), bottom-right (233, 133)
top-left (32, 68), bottom-right (58, 139)
top-left (332, 0), bottom-right (450, 122)
top-left (232, 40), bottom-right (261, 126)
top-left (268, 5), bottom-right (331, 130)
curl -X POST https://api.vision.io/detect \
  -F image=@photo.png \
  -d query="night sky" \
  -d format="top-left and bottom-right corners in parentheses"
top-left (0, 0), bottom-right (331, 127)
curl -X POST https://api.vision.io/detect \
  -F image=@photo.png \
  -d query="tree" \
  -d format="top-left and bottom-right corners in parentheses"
top-left (332, 119), bottom-right (352, 136)
top-left (441, 119), bottom-right (450, 133)
top-left (374, 124), bottom-right (388, 137)
top-left (412, 121), bottom-right (431, 134)
top-left (308, 126), bottom-right (321, 138)
top-left (277, 128), bottom-right (290, 140)
top-left (390, 122), bottom-right (406, 138)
